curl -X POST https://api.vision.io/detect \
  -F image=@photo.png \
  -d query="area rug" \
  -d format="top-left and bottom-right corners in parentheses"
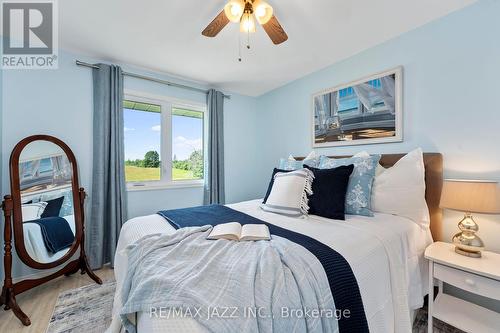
top-left (47, 281), bottom-right (116, 333)
top-left (48, 281), bottom-right (463, 333)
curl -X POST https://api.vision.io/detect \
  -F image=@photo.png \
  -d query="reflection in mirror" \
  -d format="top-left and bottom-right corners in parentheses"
top-left (18, 140), bottom-right (76, 263)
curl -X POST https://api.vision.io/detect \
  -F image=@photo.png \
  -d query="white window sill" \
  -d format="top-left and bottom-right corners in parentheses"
top-left (126, 181), bottom-right (204, 192)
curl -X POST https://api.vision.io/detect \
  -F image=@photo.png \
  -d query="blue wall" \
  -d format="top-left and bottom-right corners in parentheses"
top-left (0, 50), bottom-right (261, 278)
top-left (255, 0), bottom-right (500, 253)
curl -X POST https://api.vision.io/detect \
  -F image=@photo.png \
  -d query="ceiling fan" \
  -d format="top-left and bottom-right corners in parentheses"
top-left (202, 0), bottom-right (288, 45)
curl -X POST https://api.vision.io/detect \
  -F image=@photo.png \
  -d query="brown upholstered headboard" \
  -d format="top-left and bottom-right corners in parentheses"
top-left (296, 153), bottom-right (443, 241)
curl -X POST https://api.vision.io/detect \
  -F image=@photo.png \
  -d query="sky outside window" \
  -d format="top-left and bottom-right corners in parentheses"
top-left (172, 108), bottom-right (203, 161)
top-left (172, 108), bottom-right (204, 180)
top-left (123, 108), bottom-right (161, 161)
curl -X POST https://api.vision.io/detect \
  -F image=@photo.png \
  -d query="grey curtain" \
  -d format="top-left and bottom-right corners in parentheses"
top-left (89, 64), bottom-right (127, 268)
top-left (204, 89), bottom-right (225, 205)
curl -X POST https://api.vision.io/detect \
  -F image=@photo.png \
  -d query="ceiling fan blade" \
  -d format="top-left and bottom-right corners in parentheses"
top-left (261, 15), bottom-right (288, 45)
top-left (202, 10), bottom-right (230, 37)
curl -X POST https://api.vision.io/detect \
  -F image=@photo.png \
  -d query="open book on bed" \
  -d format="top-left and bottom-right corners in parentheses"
top-left (207, 222), bottom-right (270, 241)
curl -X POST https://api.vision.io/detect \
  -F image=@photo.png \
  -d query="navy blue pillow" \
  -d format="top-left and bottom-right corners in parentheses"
top-left (262, 168), bottom-right (292, 203)
top-left (305, 165), bottom-right (354, 220)
top-left (41, 196), bottom-right (65, 218)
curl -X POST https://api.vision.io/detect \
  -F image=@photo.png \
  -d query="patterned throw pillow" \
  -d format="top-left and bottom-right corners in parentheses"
top-left (278, 152), bottom-right (320, 170)
top-left (278, 156), bottom-right (303, 170)
top-left (319, 154), bottom-right (381, 216)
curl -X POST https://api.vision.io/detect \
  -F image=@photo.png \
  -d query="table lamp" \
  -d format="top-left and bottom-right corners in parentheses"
top-left (440, 179), bottom-right (500, 258)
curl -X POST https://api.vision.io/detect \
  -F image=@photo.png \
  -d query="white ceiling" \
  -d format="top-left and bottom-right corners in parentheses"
top-left (60, 0), bottom-right (476, 96)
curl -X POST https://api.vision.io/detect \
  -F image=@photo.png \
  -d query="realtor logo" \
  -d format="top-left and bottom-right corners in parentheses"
top-left (2, 0), bottom-right (58, 69)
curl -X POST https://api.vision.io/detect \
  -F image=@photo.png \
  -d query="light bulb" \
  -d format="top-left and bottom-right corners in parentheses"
top-left (224, 0), bottom-right (244, 23)
top-left (231, 5), bottom-right (241, 16)
top-left (240, 13), bottom-right (256, 33)
top-left (255, 6), bottom-right (266, 18)
top-left (253, 0), bottom-right (273, 24)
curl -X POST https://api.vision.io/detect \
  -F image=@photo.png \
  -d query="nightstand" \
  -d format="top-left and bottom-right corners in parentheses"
top-left (425, 242), bottom-right (500, 333)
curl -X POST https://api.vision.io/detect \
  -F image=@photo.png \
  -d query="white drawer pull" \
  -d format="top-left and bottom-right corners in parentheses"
top-left (465, 278), bottom-right (476, 286)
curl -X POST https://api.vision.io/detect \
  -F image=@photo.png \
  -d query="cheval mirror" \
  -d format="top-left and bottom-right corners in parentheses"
top-left (0, 135), bottom-right (101, 326)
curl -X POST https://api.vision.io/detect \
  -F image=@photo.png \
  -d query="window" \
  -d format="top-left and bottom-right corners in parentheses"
top-left (337, 79), bottom-right (388, 115)
top-left (337, 87), bottom-right (358, 114)
top-left (172, 108), bottom-right (204, 181)
top-left (123, 92), bottom-right (206, 189)
top-left (123, 100), bottom-right (162, 182)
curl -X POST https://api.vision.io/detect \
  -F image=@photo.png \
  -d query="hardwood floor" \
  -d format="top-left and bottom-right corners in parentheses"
top-left (0, 267), bottom-right (114, 333)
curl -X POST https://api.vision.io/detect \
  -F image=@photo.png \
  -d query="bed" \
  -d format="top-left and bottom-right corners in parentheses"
top-left (20, 186), bottom-right (76, 263)
top-left (108, 153), bottom-right (443, 333)
top-left (23, 214), bottom-right (76, 263)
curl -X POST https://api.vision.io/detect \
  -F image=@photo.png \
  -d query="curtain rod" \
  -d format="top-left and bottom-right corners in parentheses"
top-left (75, 60), bottom-right (231, 99)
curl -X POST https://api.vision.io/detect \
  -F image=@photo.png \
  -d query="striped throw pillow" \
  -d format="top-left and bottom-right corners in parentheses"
top-left (261, 168), bottom-right (314, 218)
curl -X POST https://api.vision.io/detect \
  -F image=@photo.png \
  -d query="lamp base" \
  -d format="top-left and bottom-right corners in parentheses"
top-left (451, 213), bottom-right (484, 259)
top-left (454, 246), bottom-right (482, 258)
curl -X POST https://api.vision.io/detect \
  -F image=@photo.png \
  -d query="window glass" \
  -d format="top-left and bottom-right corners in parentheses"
top-left (124, 100), bottom-right (162, 182)
top-left (172, 108), bottom-right (204, 181)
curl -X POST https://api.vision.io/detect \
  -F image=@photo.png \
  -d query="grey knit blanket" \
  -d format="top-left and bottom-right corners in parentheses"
top-left (120, 225), bottom-right (338, 333)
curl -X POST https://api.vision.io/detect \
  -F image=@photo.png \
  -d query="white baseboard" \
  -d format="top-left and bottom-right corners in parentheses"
top-left (11, 263), bottom-right (112, 284)
top-left (12, 267), bottom-right (61, 284)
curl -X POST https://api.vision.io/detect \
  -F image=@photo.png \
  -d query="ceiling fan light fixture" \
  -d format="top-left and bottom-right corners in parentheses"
top-left (253, 0), bottom-right (273, 25)
top-left (202, 0), bottom-right (287, 47)
top-left (240, 13), bottom-right (256, 33)
top-left (224, 0), bottom-right (244, 23)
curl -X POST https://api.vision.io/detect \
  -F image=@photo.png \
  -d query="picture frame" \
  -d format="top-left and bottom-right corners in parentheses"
top-left (312, 67), bottom-right (403, 148)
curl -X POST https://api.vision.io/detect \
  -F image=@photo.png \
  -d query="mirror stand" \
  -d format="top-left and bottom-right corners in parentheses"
top-left (0, 188), bottom-right (102, 326)
top-left (0, 195), bottom-right (30, 326)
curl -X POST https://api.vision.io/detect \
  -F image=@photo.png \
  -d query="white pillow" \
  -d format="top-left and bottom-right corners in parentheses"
top-left (375, 164), bottom-right (386, 176)
top-left (21, 202), bottom-right (48, 222)
top-left (371, 148), bottom-right (430, 226)
top-left (261, 168), bottom-right (314, 218)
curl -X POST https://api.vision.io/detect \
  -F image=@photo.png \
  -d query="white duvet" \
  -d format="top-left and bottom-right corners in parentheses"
top-left (108, 200), bottom-right (432, 333)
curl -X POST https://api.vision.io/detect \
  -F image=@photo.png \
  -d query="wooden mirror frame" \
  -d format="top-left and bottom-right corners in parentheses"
top-left (10, 135), bottom-right (83, 269)
top-left (1, 135), bottom-right (101, 326)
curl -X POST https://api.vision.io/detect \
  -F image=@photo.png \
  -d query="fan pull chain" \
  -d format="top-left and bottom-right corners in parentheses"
top-left (247, 29), bottom-right (251, 49)
top-left (238, 32), bottom-right (242, 62)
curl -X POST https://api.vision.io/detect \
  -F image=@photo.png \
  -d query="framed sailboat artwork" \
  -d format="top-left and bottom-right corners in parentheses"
top-left (312, 67), bottom-right (403, 148)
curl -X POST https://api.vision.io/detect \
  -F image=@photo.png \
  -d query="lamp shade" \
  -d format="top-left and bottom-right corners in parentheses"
top-left (224, 0), bottom-right (244, 23)
top-left (240, 13), bottom-right (256, 33)
top-left (253, 0), bottom-right (273, 25)
top-left (440, 179), bottom-right (500, 214)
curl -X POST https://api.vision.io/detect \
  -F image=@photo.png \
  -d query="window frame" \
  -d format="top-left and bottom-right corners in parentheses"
top-left (124, 90), bottom-right (207, 191)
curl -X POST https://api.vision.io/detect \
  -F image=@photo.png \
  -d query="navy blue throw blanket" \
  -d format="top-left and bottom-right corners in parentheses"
top-left (158, 205), bottom-right (369, 333)
top-left (25, 217), bottom-right (75, 253)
